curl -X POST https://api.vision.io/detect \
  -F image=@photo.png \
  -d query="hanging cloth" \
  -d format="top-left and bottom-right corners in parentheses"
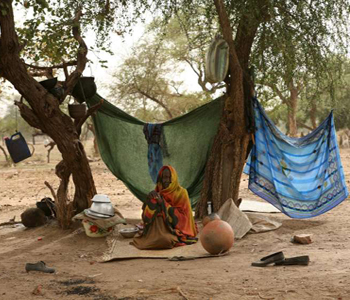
top-left (244, 98), bottom-right (348, 218)
top-left (143, 123), bottom-right (164, 183)
top-left (86, 94), bottom-right (225, 207)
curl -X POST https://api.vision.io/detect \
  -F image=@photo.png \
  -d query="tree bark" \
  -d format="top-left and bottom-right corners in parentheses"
top-left (309, 97), bottom-right (317, 129)
top-left (0, 0), bottom-right (96, 219)
top-left (196, 0), bottom-right (265, 218)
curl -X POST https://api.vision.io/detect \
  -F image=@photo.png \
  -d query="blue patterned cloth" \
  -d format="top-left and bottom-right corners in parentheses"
top-left (244, 98), bottom-right (348, 218)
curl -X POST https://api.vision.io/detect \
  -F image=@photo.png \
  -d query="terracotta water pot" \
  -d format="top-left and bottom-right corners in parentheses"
top-left (71, 77), bottom-right (97, 103)
top-left (200, 220), bottom-right (234, 255)
top-left (68, 103), bottom-right (86, 119)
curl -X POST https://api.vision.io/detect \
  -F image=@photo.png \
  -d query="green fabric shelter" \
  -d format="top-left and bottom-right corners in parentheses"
top-left (86, 94), bottom-right (225, 207)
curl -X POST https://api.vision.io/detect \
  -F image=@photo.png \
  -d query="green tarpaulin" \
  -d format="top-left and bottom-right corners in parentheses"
top-left (87, 94), bottom-right (225, 207)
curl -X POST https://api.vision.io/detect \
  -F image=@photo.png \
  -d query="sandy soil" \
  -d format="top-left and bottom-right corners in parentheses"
top-left (1, 140), bottom-right (350, 300)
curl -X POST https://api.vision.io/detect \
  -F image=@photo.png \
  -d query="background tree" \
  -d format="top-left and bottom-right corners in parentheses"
top-left (108, 23), bottom-right (213, 122)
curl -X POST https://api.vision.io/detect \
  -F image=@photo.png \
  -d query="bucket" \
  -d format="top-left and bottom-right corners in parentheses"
top-left (5, 132), bottom-right (31, 163)
top-left (68, 103), bottom-right (86, 119)
top-left (39, 78), bottom-right (57, 90)
top-left (82, 219), bottom-right (113, 237)
top-left (71, 77), bottom-right (97, 103)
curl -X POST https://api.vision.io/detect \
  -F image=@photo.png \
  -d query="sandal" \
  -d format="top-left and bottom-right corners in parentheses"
top-left (25, 261), bottom-right (55, 273)
top-left (251, 251), bottom-right (285, 267)
top-left (274, 255), bottom-right (310, 266)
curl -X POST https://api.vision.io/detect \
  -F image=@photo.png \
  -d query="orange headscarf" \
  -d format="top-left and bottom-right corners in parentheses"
top-left (155, 165), bottom-right (197, 238)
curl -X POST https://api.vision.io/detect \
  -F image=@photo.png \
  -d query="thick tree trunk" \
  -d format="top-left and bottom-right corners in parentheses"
top-left (0, 0), bottom-right (96, 219)
top-left (196, 0), bottom-right (263, 218)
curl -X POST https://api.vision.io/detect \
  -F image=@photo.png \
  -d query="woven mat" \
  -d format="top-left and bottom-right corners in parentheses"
top-left (102, 224), bottom-right (230, 262)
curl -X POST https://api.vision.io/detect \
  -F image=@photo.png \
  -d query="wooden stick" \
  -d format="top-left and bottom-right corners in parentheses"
top-left (177, 287), bottom-right (190, 300)
top-left (44, 181), bottom-right (58, 202)
top-left (0, 221), bottom-right (22, 226)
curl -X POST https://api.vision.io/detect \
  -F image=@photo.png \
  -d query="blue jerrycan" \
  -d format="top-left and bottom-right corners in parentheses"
top-left (5, 132), bottom-right (31, 163)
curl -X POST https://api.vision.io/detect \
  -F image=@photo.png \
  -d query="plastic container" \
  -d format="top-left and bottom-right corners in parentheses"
top-left (5, 132), bottom-right (31, 163)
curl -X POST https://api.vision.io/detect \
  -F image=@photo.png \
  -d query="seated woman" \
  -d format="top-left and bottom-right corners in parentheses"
top-left (132, 165), bottom-right (198, 250)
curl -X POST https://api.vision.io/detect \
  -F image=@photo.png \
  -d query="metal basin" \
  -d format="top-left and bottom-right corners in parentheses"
top-left (119, 228), bottom-right (139, 238)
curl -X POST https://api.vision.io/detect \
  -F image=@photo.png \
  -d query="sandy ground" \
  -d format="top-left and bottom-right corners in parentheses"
top-left (1, 140), bottom-right (350, 300)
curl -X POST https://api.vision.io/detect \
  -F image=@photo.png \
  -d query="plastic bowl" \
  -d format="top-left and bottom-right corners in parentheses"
top-left (119, 228), bottom-right (139, 238)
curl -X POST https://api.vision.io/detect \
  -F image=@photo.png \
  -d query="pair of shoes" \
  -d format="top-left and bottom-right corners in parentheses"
top-left (252, 252), bottom-right (310, 267)
top-left (25, 261), bottom-right (55, 273)
top-left (251, 251), bottom-right (285, 267)
top-left (275, 255), bottom-right (310, 266)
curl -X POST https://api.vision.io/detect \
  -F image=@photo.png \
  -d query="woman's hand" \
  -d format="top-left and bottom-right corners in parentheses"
top-left (148, 190), bottom-right (163, 204)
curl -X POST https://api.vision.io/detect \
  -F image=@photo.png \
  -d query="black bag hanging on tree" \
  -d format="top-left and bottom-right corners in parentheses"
top-left (71, 65), bottom-right (97, 104)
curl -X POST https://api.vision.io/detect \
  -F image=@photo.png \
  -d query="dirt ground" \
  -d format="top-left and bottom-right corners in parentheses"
top-left (1, 140), bottom-right (350, 300)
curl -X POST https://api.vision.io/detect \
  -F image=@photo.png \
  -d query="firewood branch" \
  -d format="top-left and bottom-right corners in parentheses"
top-left (75, 99), bottom-right (104, 136)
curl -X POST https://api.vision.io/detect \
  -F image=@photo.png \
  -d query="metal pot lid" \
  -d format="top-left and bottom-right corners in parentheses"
top-left (85, 209), bottom-right (114, 219)
top-left (91, 194), bottom-right (111, 203)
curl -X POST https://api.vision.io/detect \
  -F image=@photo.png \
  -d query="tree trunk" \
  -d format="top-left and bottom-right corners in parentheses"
top-left (196, 0), bottom-right (263, 218)
top-left (87, 123), bottom-right (99, 156)
top-left (0, 0), bottom-right (96, 219)
top-left (309, 97), bottom-right (317, 129)
top-left (287, 87), bottom-right (298, 137)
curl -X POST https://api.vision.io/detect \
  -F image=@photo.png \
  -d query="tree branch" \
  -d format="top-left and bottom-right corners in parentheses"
top-left (61, 9), bottom-right (88, 101)
top-left (25, 61), bottom-right (77, 71)
top-left (265, 83), bottom-right (290, 104)
top-left (184, 58), bottom-right (200, 78)
top-left (75, 99), bottom-right (104, 136)
top-left (137, 89), bottom-right (173, 119)
top-left (235, 1), bottom-right (270, 70)
top-left (297, 121), bottom-right (313, 131)
top-left (14, 101), bottom-right (42, 130)
top-left (28, 69), bottom-right (53, 78)
top-left (44, 181), bottom-right (58, 203)
top-left (45, 141), bottom-right (56, 163)
top-left (0, 145), bottom-right (11, 166)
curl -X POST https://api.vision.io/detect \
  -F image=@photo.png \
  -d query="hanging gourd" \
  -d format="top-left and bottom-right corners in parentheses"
top-left (205, 35), bottom-right (229, 83)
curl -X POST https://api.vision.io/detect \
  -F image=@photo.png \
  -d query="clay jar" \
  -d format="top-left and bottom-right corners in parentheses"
top-left (200, 219), bottom-right (234, 255)
top-left (202, 213), bottom-right (221, 227)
